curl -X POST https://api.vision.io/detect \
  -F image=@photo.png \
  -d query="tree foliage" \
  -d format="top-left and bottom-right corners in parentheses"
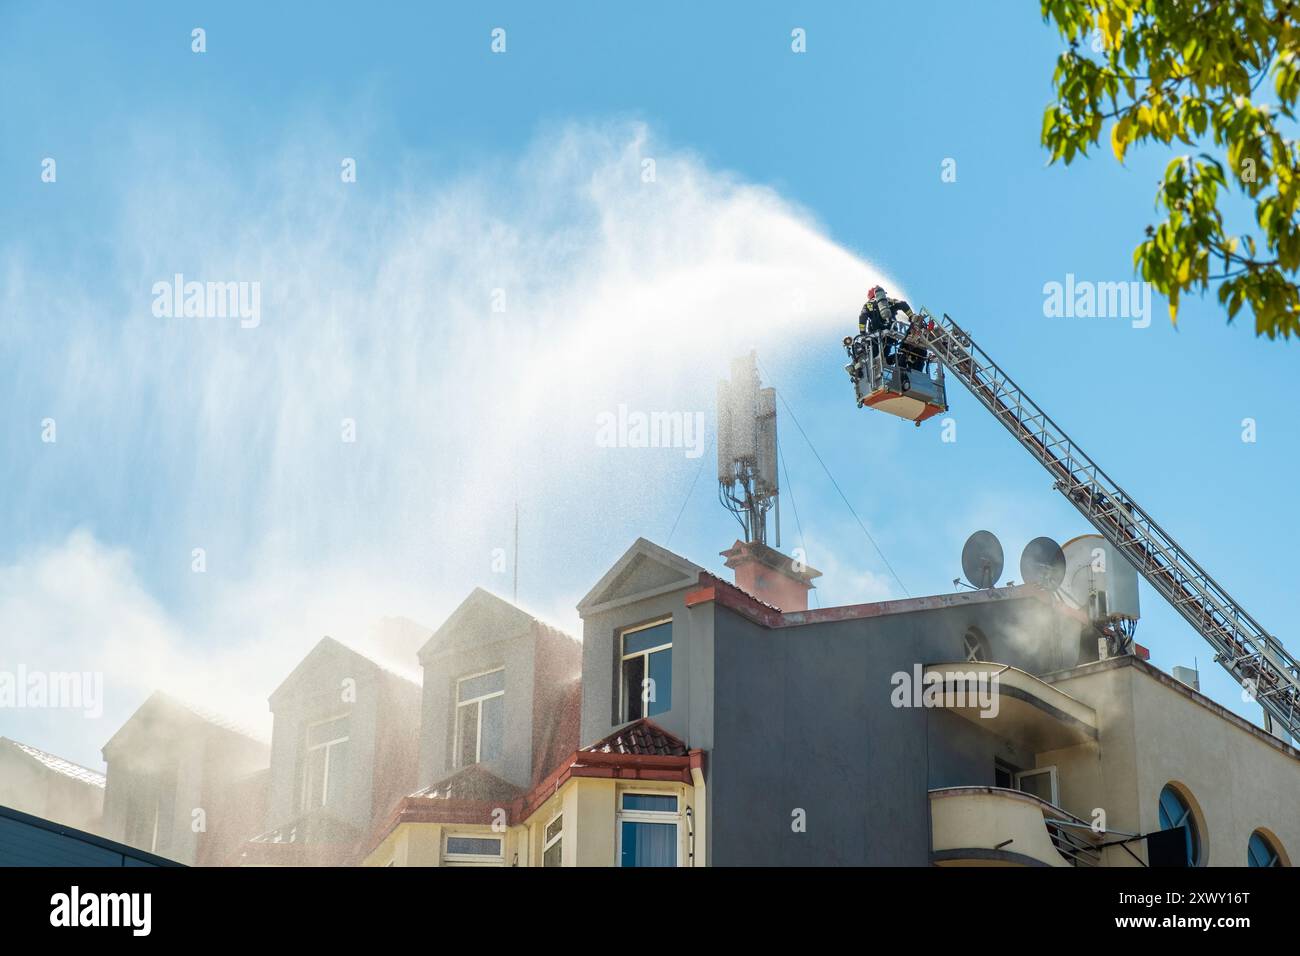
top-left (1042, 0), bottom-right (1300, 339)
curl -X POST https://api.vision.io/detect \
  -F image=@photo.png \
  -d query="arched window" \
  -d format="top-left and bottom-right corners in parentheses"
top-left (1157, 784), bottom-right (1201, 866)
top-left (962, 626), bottom-right (989, 663)
top-left (1248, 830), bottom-right (1284, 867)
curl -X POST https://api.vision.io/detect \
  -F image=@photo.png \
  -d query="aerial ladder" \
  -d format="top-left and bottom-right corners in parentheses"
top-left (844, 292), bottom-right (1300, 741)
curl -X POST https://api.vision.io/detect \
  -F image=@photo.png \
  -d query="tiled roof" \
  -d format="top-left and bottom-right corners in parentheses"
top-left (581, 719), bottom-right (689, 758)
top-left (408, 764), bottom-right (523, 804)
top-left (2, 738), bottom-right (105, 788)
top-left (246, 807), bottom-right (361, 845)
top-left (697, 570), bottom-right (783, 614)
top-left (366, 719), bottom-right (703, 858)
top-left (236, 810), bottom-right (363, 866)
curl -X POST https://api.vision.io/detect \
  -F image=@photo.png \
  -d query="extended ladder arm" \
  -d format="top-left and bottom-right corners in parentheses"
top-left (913, 312), bottom-right (1300, 740)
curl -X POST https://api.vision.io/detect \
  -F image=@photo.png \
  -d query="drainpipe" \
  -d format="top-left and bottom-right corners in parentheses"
top-left (689, 759), bottom-right (707, 867)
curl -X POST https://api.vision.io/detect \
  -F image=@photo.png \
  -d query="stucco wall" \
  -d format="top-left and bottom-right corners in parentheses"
top-left (0, 748), bottom-right (104, 835)
top-left (707, 594), bottom-right (1090, 866)
top-left (1052, 659), bottom-right (1300, 866)
top-left (267, 662), bottom-right (384, 833)
top-left (418, 632), bottom-right (538, 789)
top-left (579, 586), bottom-right (712, 749)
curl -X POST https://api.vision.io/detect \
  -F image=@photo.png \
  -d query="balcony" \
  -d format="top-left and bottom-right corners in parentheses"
top-left (922, 662), bottom-right (1098, 751)
top-left (929, 787), bottom-right (1102, 867)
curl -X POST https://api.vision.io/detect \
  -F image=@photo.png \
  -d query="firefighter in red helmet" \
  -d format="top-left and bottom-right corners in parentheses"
top-left (858, 285), bottom-right (913, 336)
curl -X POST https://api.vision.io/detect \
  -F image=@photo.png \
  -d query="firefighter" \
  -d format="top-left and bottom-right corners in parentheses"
top-left (858, 286), bottom-right (887, 335)
top-left (858, 286), bottom-right (913, 335)
top-left (900, 313), bottom-right (929, 372)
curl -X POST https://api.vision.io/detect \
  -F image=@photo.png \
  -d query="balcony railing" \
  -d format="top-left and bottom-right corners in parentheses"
top-left (930, 787), bottom-right (1102, 867)
top-left (1043, 814), bottom-right (1101, 868)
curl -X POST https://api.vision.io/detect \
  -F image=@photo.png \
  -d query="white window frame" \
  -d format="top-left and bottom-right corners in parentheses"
top-left (300, 713), bottom-right (350, 812)
top-left (616, 789), bottom-right (683, 868)
top-left (453, 667), bottom-right (505, 768)
top-left (443, 831), bottom-right (505, 865)
top-left (1015, 766), bottom-right (1060, 807)
top-left (542, 811), bottom-right (563, 867)
top-left (619, 618), bottom-right (672, 722)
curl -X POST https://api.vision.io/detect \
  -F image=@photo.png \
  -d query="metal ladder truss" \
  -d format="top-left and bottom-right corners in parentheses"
top-left (913, 311), bottom-right (1300, 740)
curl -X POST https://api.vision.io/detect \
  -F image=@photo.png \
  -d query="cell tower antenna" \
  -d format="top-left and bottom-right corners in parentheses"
top-left (717, 352), bottom-right (779, 546)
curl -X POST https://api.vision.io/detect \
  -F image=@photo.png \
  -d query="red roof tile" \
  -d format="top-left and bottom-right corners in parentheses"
top-left (232, 808), bottom-right (364, 866)
top-left (409, 764), bottom-right (523, 804)
top-left (581, 718), bottom-right (689, 758)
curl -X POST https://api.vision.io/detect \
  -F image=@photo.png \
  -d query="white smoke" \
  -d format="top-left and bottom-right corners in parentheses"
top-left (0, 120), bottom-right (897, 768)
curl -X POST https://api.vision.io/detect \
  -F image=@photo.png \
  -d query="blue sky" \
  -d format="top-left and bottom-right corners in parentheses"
top-left (1, 2), bottom-right (1295, 768)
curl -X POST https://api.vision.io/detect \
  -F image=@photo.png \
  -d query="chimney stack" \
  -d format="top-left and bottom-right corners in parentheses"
top-left (721, 540), bottom-right (821, 612)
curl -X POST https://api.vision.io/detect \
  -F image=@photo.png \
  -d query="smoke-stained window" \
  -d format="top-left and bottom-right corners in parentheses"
top-left (301, 714), bottom-right (350, 811)
top-left (454, 668), bottom-right (505, 767)
top-left (621, 619), bottom-right (672, 722)
top-left (962, 626), bottom-right (989, 663)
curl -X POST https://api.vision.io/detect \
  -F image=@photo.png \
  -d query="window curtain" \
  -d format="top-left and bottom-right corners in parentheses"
top-left (621, 821), bottom-right (677, 867)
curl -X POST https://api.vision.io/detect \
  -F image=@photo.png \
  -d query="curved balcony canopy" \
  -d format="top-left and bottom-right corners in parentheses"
top-left (921, 662), bottom-right (1098, 752)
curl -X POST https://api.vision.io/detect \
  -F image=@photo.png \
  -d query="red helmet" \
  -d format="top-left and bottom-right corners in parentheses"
top-left (867, 286), bottom-right (883, 300)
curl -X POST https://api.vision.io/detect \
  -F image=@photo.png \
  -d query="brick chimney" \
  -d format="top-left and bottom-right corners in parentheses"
top-left (720, 540), bottom-right (821, 612)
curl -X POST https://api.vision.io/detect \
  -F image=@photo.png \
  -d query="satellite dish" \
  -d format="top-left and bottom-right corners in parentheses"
top-left (1020, 536), bottom-right (1067, 591)
top-left (961, 531), bottom-right (1004, 589)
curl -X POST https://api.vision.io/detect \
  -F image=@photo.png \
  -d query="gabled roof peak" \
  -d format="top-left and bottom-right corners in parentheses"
top-left (577, 537), bottom-right (703, 615)
top-left (269, 635), bottom-right (422, 707)
top-left (419, 587), bottom-right (575, 663)
top-left (322, 635), bottom-right (423, 685)
top-left (102, 690), bottom-right (270, 757)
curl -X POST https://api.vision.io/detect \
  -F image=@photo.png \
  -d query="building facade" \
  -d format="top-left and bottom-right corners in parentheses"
top-left (9, 535), bottom-right (1297, 868)
top-left (100, 692), bottom-right (269, 866)
top-left (0, 737), bottom-right (105, 837)
top-left (359, 535), bottom-right (1300, 867)
top-left (236, 636), bottom-right (422, 865)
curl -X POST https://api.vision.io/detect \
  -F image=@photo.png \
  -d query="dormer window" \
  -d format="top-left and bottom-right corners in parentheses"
top-left (454, 668), bottom-right (505, 767)
top-left (301, 713), bottom-right (350, 811)
top-left (620, 619), bottom-right (672, 721)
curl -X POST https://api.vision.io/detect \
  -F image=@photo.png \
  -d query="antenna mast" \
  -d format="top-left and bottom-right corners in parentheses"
top-left (717, 352), bottom-right (779, 545)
